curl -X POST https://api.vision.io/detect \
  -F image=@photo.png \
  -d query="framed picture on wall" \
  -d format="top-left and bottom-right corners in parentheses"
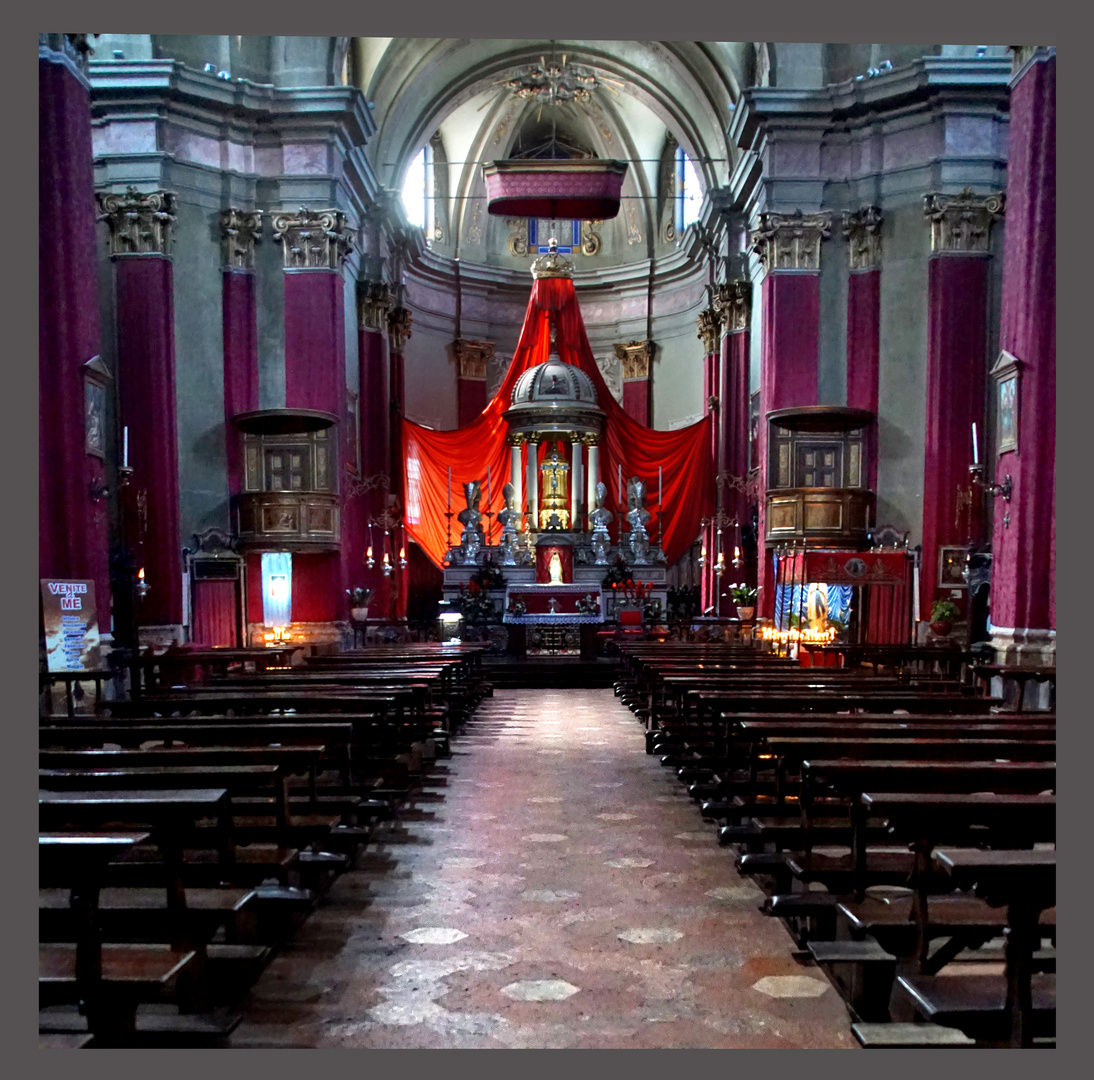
top-left (938, 545), bottom-right (968, 589)
top-left (991, 350), bottom-right (1021, 455)
top-left (749, 391), bottom-right (761, 471)
top-left (82, 355), bottom-right (111, 460)
top-left (345, 389), bottom-right (361, 476)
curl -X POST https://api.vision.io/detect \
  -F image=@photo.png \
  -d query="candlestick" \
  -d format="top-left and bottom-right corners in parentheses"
top-left (448, 466), bottom-right (452, 511)
top-left (123, 426), bottom-right (129, 469)
top-left (487, 465), bottom-right (491, 543)
top-left (618, 463), bottom-right (622, 504)
top-left (972, 422), bottom-right (979, 466)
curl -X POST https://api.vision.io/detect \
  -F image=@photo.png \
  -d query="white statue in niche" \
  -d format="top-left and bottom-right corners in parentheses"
top-left (548, 550), bottom-right (564, 584)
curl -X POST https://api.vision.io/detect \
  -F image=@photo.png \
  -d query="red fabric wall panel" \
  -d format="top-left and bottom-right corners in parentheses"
top-left (847, 269), bottom-right (880, 492)
top-left (222, 269), bottom-right (258, 492)
top-left (284, 272), bottom-right (344, 417)
top-left (991, 54), bottom-right (1056, 632)
top-left (622, 378), bottom-right (650, 427)
top-left (921, 256), bottom-right (988, 620)
top-left (245, 553), bottom-right (264, 625)
top-left (457, 378), bottom-right (487, 427)
top-left (291, 552), bottom-right (341, 623)
top-left (38, 55), bottom-right (109, 606)
top-left (191, 578), bottom-right (239, 647)
top-left (115, 257), bottom-right (182, 626)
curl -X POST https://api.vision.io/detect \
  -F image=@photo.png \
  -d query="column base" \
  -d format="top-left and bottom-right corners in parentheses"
top-left (988, 625), bottom-right (1056, 667)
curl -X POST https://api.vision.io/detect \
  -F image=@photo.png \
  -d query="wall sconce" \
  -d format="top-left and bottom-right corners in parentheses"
top-left (969, 463), bottom-right (1013, 502)
top-left (89, 479), bottom-right (111, 501)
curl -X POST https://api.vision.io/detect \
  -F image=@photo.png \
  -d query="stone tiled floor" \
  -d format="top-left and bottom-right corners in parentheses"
top-left (231, 688), bottom-right (858, 1049)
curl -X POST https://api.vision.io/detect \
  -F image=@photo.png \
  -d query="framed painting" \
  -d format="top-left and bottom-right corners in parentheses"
top-left (82, 355), bottom-right (111, 460)
top-left (749, 391), bottom-right (761, 472)
top-left (344, 389), bottom-right (361, 476)
top-left (937, 545), bottom-right (968, 589)
top-left (991, 349), bottom-right (1021, 455)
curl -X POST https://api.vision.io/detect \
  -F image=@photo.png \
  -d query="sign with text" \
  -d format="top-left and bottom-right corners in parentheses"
top-left (40, 579), bottom-right (102, 672)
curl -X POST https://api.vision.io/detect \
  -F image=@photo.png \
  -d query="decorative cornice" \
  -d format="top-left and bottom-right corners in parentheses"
top-left (219, 208), bottom-right (262, 270)
top-left (613, 340), bottom-right (653, 381)
top-left (842, 206), bottom-right (883, 271)
top-left (696, 308), bottom-right (721, 354)
top-left (712, 280), bottom-right (752, 332)
top-left (96, 187), bottom-right (176, 256)
top-left (271, 207), bottom-right (354, 270)
top-left (358, 280), bottom-right (395, 331)
top-left (452, 339), bottom-right (495, 381)
top-left (1009, 45), bottom-right (1050, 76)
top-left (924, 189), bottom-right (1005, 254)
top-left (387, 306), bottom-right (413, 354)
top-left (750, 210), bottom-right (831, 271)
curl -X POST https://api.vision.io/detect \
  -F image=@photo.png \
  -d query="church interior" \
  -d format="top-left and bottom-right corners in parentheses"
top-left (38, 34), bottom-right (1055, 1049)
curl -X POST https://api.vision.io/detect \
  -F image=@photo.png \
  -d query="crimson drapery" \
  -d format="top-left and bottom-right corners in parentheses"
top-left (191, 579), bottom-right (239, 647)
top-left (402, 276), bottom-right (715, 569)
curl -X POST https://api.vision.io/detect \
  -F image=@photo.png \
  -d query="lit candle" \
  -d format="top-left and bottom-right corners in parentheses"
top-left (971, 422), bottom-right (979, 466)
top-left (123, 426), bottom-right (129, 469)
top-left (366, 545), bottom-right (373, 560)
top-left (734, 546), bottom-right (741, 560)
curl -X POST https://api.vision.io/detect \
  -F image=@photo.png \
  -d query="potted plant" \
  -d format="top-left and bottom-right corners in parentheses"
top-left (930, 598), bottom-right (960, 637)
top-left (347, 587), bottom-right (373, 622)
top-left (729, 583), bottom-right (758, 621)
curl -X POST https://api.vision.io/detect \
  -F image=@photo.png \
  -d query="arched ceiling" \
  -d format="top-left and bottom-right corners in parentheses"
top-left (359, 38), bottom-right (748, 195)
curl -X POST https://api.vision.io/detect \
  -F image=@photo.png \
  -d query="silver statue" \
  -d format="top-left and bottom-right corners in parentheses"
top-left (626, 475), bottom-right (652, 564)
top-left (589, 480), bottom-right (613, 564)
top-left (496, 481), bottom-right (521, 566)
top-left (456, 480), bottom-right (483, 565)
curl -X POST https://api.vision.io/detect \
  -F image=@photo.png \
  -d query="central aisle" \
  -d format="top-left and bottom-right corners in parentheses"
top-left (233, 688), bottom-right (857, 1049)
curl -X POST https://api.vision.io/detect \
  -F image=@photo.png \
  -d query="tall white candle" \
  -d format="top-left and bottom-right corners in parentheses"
top-left (618, 463), bottom-right (623, 504)
top-left (486, 465), bottom-right (491, 541)
top-left (971, 422), bottom-right (979, 466)
top-left (447, 466), bottom-right (452, 511)
top-left (123, 426), bottom-right (129, 469)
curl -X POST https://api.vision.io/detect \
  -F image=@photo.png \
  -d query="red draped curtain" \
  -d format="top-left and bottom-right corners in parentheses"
top-left (402, 276), bottom-right (715, 569)
top-left (191, 579), bottom-right (239, 647)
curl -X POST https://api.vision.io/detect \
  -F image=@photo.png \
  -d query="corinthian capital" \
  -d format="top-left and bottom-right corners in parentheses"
top-left (614, 340), bottom-right (653, 380)
top-left (924, 189), bottom-right (1005, 254)
top-left (387, 306), bottom-right (413, 354)
top-left (842, 207), bottom-right (883, 270)
top-left (712, 280), bottom-right (752, 332)
top-left (750, 210), bottom-right (831, 271)
top-left (358, 280), bottom-right (395, 331)
top-left (696, 308), bottom-right (721, 354)
top-left (96, 187), bottom-right (177, 257)
top-left (219, 209), bottom-right (262, 269)
top-left (452, 339), bottom-right (495, 380)
top-left (271, 207), bottom-right (355, 269)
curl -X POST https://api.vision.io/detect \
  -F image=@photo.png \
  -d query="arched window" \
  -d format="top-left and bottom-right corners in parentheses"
top-left (401, 144), bottom-right (434, 240)
top-left (676, 146), bottom-right (702, 232)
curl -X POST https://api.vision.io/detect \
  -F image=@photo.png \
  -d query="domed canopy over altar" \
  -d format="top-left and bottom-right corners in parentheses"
top-left (401, 241), bottom-right (716, 571)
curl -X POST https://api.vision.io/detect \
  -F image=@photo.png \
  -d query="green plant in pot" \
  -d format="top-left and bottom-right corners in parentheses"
top-left (347, 587), bottom-right (373, 621)
top-left (729, 583), bottom-right (758, 621)
top-left (930, 598), bottom-right (960, 637)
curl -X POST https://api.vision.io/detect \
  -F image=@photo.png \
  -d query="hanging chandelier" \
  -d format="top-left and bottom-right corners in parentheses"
top-left (494, 53), bottom-right (622, 109)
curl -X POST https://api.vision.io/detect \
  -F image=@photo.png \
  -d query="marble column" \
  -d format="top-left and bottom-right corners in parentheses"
top-left (586, 442), bottom-right (599, 530)
top-left (990, 47), bottom-right (1056, 665)
top-left (843, 208), bottom-right (882, 492)
top-left (219, 209), bottom-right (261, 494)
top-left (509, 440), bottom-right (523, 520)
top-left (570, 438), bottom-right (582, 529)
top-left (751, 211), bottom-right (831, 619)
top-left (616, 340), bottom-right (653, 427)
top-left (97, 188), bottom-right (182, 630)
top-left (527, 440), bottom-right (540, 533)
top-left (921, 191), bottom-right (1003, 622)
top-left (39, 35), bottom-right (110, 610)
top-left (272, 208), bottom-right (355, 625)
top-left (453, 338), bottom-right (493, 427)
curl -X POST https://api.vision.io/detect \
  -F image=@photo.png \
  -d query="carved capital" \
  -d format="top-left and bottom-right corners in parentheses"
top-left (387, 306), bottom-right (413, 354)
top-left (749, 210), bottom-right (831, 271)
top-left (712, 280), bottom-right (752, 332)
top-left (271, 207), bottom-right (354, 269)
top-left (696, 308), bottom-right (721, 354)
top-left (358, 280), bottom-right (395, 331)
top-left (842, 206), bottom-right (883, 270)
top-left (452, 338), bottom-right (495, 380)
top-left (924, 189), bottom-right (1005, 254)
top-left (96, 187), bottom-right (176, 257)
top-left (219, 208), bottom-right (262, 269)
top-left (614, 340), bottom-right (653, 380)
top-left (1010, 45), bottom-right (1049, 75)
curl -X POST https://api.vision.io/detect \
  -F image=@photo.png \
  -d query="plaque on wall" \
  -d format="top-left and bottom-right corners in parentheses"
top-left (40, 579), bottom-right (102, 672)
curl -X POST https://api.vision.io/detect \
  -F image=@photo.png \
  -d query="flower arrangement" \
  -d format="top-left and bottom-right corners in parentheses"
top-left (601, 556), bottom-right (631, 590)
top-left (729, 583), bottom-right (758, 606)
top-left (930, 599), bottom-right (960, 623)
top-left (470, 557), bottom-right (507, 592)
top-left (347, 587), bottom-right (373, 611)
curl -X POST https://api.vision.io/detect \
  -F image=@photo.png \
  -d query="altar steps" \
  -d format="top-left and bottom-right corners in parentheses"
top-left (482, 658), bottom-right (619, 689)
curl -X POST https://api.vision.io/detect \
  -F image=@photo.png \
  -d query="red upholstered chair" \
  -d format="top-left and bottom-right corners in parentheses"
top-left (617, 608), bottom-right (645, 639)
